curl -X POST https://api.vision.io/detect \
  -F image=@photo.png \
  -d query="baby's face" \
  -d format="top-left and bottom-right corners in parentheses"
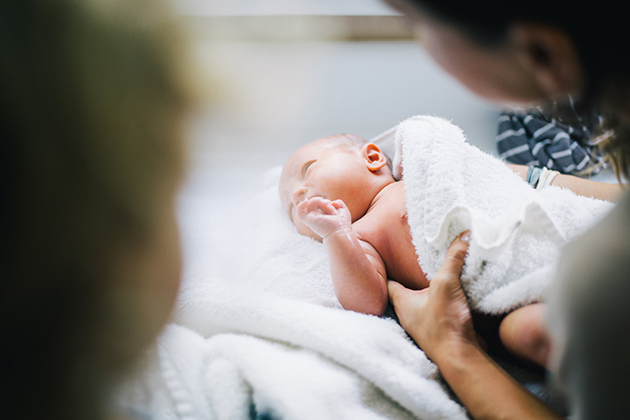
top-left (279, 139), bottom-right (372, 240)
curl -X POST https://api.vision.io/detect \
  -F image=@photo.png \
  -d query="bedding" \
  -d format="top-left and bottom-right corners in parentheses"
top-left (116, 115), bottom-right (611, 419)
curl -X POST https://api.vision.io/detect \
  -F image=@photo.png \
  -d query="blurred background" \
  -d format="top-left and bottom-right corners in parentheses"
top-left (174, 0), bottom-right (505, 199)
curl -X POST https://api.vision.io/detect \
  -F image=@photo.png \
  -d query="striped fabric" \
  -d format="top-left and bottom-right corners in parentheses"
top-left (496, 109), bottom-right (606, 175)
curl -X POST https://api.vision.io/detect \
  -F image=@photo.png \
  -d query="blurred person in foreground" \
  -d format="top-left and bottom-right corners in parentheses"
top-left (383, 0), bottom-right (630, 419)
top-left (0, 0), bottom-right (197, 418)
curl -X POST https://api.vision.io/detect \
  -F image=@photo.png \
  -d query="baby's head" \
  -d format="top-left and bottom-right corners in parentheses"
top-left (279, 134), bottom-right (394, 239)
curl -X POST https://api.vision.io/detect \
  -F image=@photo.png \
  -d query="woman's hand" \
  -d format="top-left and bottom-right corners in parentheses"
top-left (388, 232), bottom-right (478, 363)
top-left (390, 231), bottom-right (565, 419)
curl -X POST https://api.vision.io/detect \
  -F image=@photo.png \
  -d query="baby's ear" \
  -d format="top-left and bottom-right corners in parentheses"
top-left (363, 143), bottom-right (388, 172)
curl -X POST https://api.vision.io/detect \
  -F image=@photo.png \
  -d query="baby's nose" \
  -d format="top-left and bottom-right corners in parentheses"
top-left (291, 186), bottom-right (308, 204)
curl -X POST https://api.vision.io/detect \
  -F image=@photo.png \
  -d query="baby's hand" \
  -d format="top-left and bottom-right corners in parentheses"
top-left (296, 197), bottom-right (352, 239)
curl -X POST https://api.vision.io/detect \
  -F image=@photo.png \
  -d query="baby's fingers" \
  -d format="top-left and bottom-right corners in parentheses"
top-left (297, 196), bottom-right (337, 217)
top-left (330, 199), bottom-right (348, 211)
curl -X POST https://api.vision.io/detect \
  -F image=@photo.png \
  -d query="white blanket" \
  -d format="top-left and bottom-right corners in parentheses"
top-left (115, 115), bottom-right (609, 419)
top-left (394, 115), bottom-right (613, 313)
top-left (116, 166), bottom-right (468, 419)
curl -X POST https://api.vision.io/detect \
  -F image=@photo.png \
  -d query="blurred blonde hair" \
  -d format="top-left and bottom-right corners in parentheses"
top-left (0, 0), bottom-right (196, 418)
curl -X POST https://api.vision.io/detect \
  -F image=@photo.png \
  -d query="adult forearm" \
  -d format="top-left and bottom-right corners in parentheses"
top-left (435, 341), bottom-right (564, 420)
top-left (324, 228), bottom-right (388, 315)
top-left (551, 172), bottom-right (624, 202)
top-left (506, 164), bottom-right (625, 202)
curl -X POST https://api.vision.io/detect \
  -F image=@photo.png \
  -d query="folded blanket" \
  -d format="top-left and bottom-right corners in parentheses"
top-left (394, 115), bottom-right (613, 313)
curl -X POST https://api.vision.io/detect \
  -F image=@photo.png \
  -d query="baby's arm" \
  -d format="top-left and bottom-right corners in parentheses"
top-left (297, 197), bottom-right (389, 316)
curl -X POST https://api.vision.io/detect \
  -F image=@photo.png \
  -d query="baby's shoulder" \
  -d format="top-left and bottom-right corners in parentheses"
top-left (354, 182), bottom-right (407, 237)
top-left (377, 181), bottom-right (407, 212)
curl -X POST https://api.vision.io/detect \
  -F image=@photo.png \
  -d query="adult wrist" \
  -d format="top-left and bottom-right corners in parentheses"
top-left (536, 167), bottom-right (560, 189)
top-left (526, 166), bottom-right (560, 189)
top-left (431, 335), bottom-right (485, 369)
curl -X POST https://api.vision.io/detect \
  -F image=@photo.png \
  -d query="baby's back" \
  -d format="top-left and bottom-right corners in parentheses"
top-left (353, 181), bottom-right (429, 290)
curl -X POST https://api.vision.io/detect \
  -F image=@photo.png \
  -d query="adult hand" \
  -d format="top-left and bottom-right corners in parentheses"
top-left (391, 231), bottom-right (565, 419)
top-left (388, 231), bottom-right (478, 363)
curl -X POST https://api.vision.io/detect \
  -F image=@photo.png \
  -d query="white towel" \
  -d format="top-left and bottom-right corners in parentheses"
top-left (395, 115), bottom-right (613, 314)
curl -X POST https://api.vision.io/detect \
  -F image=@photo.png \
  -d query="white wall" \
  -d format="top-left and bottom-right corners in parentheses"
top-left (182, 36), bottom-right (502, 198)
top-left (175, 0), bottom-right (399, 16)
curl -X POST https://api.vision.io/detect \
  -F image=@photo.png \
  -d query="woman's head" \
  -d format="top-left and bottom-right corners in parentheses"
top-left (385, 0), bottom-right (630, 178)
top-left (0, 0), bottom-right (195, 417)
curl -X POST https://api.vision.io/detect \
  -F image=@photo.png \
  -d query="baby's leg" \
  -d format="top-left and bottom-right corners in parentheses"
top-left (499, 303), bottom-right (552, 368)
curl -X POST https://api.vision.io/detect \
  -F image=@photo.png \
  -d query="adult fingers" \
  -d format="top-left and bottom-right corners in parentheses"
top-left (388, 280), bottom-right (428, 329)
top-left (387, 280), bottom-right (410, 310)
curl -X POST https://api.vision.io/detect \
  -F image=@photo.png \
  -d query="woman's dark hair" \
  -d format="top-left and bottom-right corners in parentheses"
top-left (403, 0), bottom-right (630, 180)
top-left (0, 0), bottom-right (194, 418)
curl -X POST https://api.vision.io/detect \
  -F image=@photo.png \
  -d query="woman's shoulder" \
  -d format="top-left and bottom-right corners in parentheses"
top-left (545, 191), bottom-right (630, 418)
top-left (566, 191), bottom-right (630, 257)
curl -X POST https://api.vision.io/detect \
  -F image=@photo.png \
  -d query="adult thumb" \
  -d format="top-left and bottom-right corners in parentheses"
top-left (434, 231), bottom-right (471, 287)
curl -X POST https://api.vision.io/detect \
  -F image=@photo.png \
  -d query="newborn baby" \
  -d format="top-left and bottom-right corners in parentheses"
top-left (279, 133), bottom-right (573, 368)
top-left (279, 134), bottom-right (423, 317)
